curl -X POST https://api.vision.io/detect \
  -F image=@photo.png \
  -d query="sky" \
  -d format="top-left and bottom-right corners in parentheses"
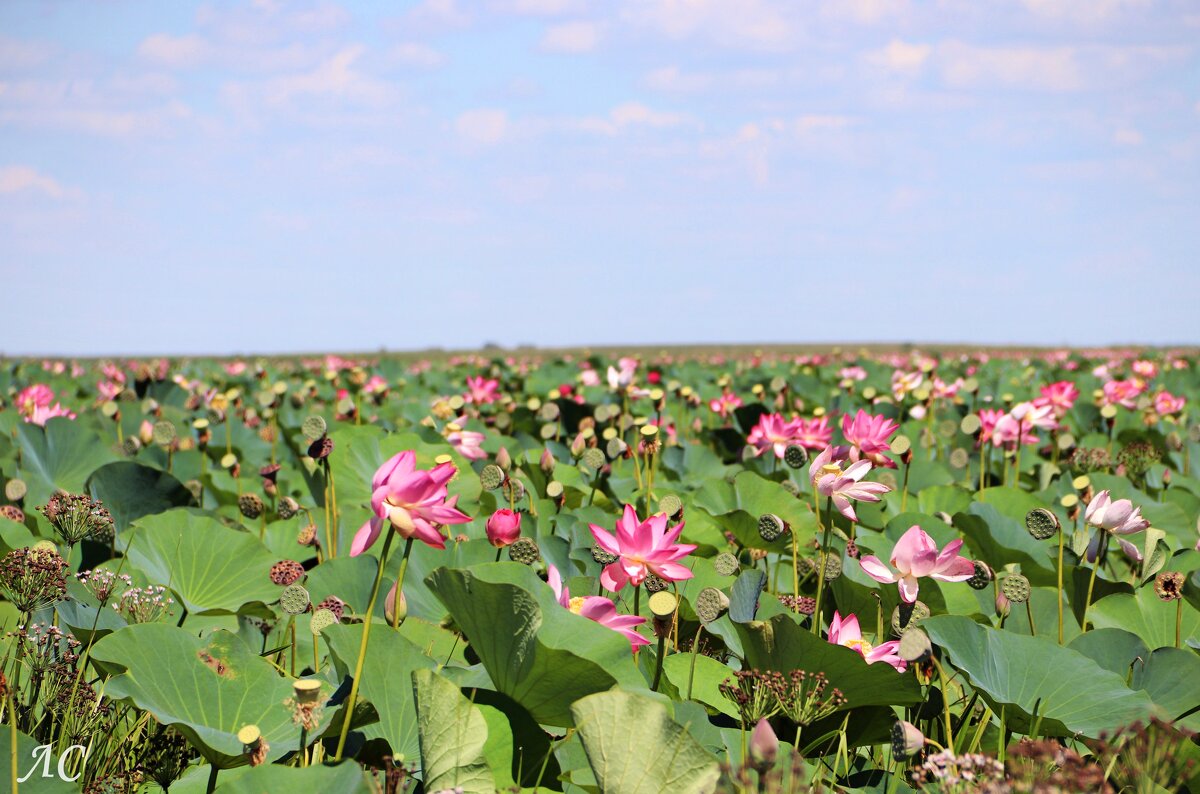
top-left (1, 0), bottom-right (1197, 356)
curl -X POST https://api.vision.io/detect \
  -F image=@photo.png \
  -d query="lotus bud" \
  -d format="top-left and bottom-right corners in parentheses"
top-left (495, 446), bottom-right (512, 472)
top-left (485, 509), bottom-right (521, 548)
top-left (995, 589), bottom-right (1011, 617)
top-left (539, 448), bottom-right (556, 475)
top-left (891, 720), bottom-right (924, 758)
top-left (749, 718), bottom-right (779, 769)
top-left (384, 580), bottom-right (408, 625)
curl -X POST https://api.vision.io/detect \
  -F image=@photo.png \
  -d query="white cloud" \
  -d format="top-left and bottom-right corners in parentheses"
top-left (0, 165), bottom-right (82, 200)
top-left (388, 42), bottom-right (447, 68)
top-left (1020, 0), bottom-right (1152, 24)
top-left (622, 0), bottom-right (794, 50)
top-left (410, 0), bottom-right (472, 28)
top-left (823, 0), bottom-right (910, 24)
top-left (256, 46), bottom-right (395, 107)
top-left (496, 0), bottom-right (582, 14)
top-left (1113, 128), bottom-right (1143, 146)
top-left (867, 39), bottom-right (932, 75)
top-left (456, 108), bottom-right (508, 144)
top-left (794, 115), bottom-right (854, 133)
top-left (937, 41), bottom-right (1084, 91)
top-left (137, 33), bottom-right (209, 68)
top-left (540, 21), bottom-right (603, 53)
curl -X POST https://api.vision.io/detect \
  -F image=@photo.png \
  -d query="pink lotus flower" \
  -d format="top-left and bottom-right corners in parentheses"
top-left (977, 408), bottom-right (1005, 446)
top-left (708, 391), bottom-right (742, 420)
top-left (1102, 379), bottom-right (1146, 409)
top-left (1154, 390), bottom-right (1185, 417)
top-left (16, 384), bottom-right (54, 414)
top-left (579, 367), bottom-right (601, 387)
top-left (364, 375), bottom-right (389, 396)
top-left (795, 416), bottom-right (835, 451)
top-left (26, 403), bottom-right (76, 426)
top-left (1035, 381), bottom-right (1079, 418)
top-left (97, 380), bottom-right (123, 401)
top-left (891, 370), bottom-right (923, 400)
top-left (859, 525), bottom-right (975, 602)
top-left (747, 413), bottom-right (805, 459)
top-left (445, 416), bottom-right (486, 461)
top-left (351, 451), bottom-right (471, 554)
top-left (1084, 489), bottom-right (1150, 562)
top-left (223, 361), bottom-right (248, 376)
top-left (808, 446), bottom-right (891, 522)
top-left (606, 358), bottom-right (638, 391)
top-left (1131, 359), bottom-right (1158, 380)
top-left (464, 375), bottom-right (500, 404)
top-left (838, 366), bottom-right (867, 382)
top-left (932, 377), bottom-right (963, 400)
top-left (828, 611), bottom-right (906, 672)
top-left (841, 409), bottom-right (899, 469)
top-left (588, 504), bottom-right (696, 591)
top-left (485, 508), bottom-right (521, 548)
top-left (547, 564), bottom-right (649, 651)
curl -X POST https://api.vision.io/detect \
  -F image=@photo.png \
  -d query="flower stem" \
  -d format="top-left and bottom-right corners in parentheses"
top-left (651, 632), bottom-right (666, 692)
top-left (1176, 599), bottom-right (1182, 649)
top-left (1080, 534), bottom-right (1107, 633)
top-left (1056, 529), bottom-right (1065, 644)
top-left (811, 497), bottom-right (833, 635)
top-left (931, 656), bottom-right (955, 748)
top-left (391, 538), bottom-right (414, 631)
top-left (333, 526), bottom-right (397, 761)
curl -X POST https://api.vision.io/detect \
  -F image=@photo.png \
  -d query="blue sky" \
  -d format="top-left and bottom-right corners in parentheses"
top-left (1, 0), bottom-right (1197, 355)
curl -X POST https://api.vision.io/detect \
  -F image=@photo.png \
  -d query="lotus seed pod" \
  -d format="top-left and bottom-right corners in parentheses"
top-left (694, 587), bottom-right (730, 624)
top-left (508, 537), bottom-right (540, 565)
top-left (220, 452), bottom-right (238, 470)
top-left (897, 627), bottom-right (932, 663)
top-left (4, 479), bottom-right (27, 502)
top-left (277, 496), bottom-right (299, 520)
top-left (658, 494), bottom-right (683, 519)
top-left (713, 552), bottom-right (740, 577)
top-left (501, 478), bottom-right (525, 503)
top-left (949, 448), bottom-right (970, 469)
top-left (538, 424), bottom-right (557, 441)
top-left (784, 444), bottom-right (809, 469)
top-left (821, 554), bottom-right (842, 581)
top-left (301, 415), bottom-right (327, 442)
top-left (1001, 574), bottom-right (1030, 603)
top-left (891, 600), bottom-right (930, 635)
top-left (579, 448), bottom-right (605, 473)
top-left (1154, 571), bottom-right (1184, 602)
top-left (591, 544), bottom-right (619, 566)
top-left (293, 678), bottom-right (322, 706)
top-left (237, 724), bottom-right (261, 745)
top-left (891, 720), bottom-right (925, 758)
top-left (310, 608), bottom-right (337, 635)
top-left (479, 464), bottom-right (506, 491)
top-left (307, 436), bottom-right (334, 460)
top-left (183, 480), bottom-right (203, 502)
top-left (238, 493), bottom-right (264, 520)
top-left (1025, 508), bottom-right (1060, 540)
top-left (122, 437), bottom-right (141, 456)
top-left (648, 591), bottom-right (678, 618)
top-left (280, 584), bottom-right (311, 615)
top-left (891, 435), bottom-right (912, 456)
top-left (315, 596), bottom-right (345, 621)
top-left (538, 402), bottom-right (561, 422)
top-left (269, 560), bottom-right (306, 586)
top-left (495, 446), bottom-right (513, 472)
top-left (643, 573), bottom-right (668, 593)
top-left (152, 420), bottom-right (176, 446)
top-left (605, 437), bottom-right (628, 460)
top-left (296, 524), bottom-right (319, 548)
top-left (1188, 423), bottom-right (1200, 444)
top-left (0, 505), bottom-right (24, 522)
top-left (545, 480), bottom-right (564, 500)
top-left (781, 479), bottom-right (800, 497)
top-left (758, 513), bottom-right (788, 542)
top-left (967, 560), bottom-right (993, 590)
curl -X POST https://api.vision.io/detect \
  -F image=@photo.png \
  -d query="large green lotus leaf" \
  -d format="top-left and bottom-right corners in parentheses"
top-left (214, 761), bottom-right (372, 793)
top-left (413, 669), bottom-right (496, 794)
top-left (87, 461), bottom-right (192, 534)
top-left (570, 688), bottom-right (719, 794)
top-left (1131, 647), bottom-right (1200, 730)
top-left (121, 510), bottom-right (279, 615)
top-left (1067, 628), bottom-right (1149, 677)
top-left (15, 417), bottom-right (119, 507)
top-left (425, 563), bottom-right (643, 727)
top-left (89, 625), bottom-right (302, 768)
top-left (1088, 588), bottom-right (1200, 649)
top-left (922, 615), bottom-right (1156, 737)
top-left (662, 652), bottom-right (740, 719)
top-left (323, 621), bottom-right (437, 762)
top-left (0, 728), bottom-right (80, 793)
top-left (733, 614), bottom-right (923, 711)
top-left (955, 502), bottom-right (1054, 572)
top-left (692, 471), bottom-right (817, 550)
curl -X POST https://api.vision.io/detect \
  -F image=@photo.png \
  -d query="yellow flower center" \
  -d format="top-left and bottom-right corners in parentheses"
top-left (820, 463), bottom-right (842, 477)
top-left (844, 638), bottom-right (873, 656)
top-left (568, 596), bottom-right (586, 615)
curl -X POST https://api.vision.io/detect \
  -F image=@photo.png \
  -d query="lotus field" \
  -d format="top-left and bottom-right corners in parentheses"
top-left (2, 348), bottom-right (1199, 794)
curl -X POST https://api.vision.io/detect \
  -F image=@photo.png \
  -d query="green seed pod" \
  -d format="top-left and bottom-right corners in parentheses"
top-left (538, 423), bottom-right (558, 441)
top-left (4, 479), bottom-right (27, 502)
top-left (648, 591), bottom-right (678, 618)
top-left (479, 464), bottom-right (506, 491)
top-left (949, 448), bottom-right (970, 469)
top-left (891, 720), bottom-right (925, 759)
top-left (781, 479), bottom-right (800, 497)
top-left (1001, 573), bottom-right (1030, 603)
top-left (301, 416), bottom-right (327, 442)
top-left (694, 587), bottom-right (730, 624)
top-left (605, 437), bottom-right (628, 460)
top-left (184, 480), bottom-right (203, 502)
top-left (277, 496), bottom-right (299, 520)
top-left (1025, 508), bottom-right (1060, 540)
top-left (280, 584), bottom-right (311, 615)
top-left (713, 552), bottom-right (740, 577)
top-left (891, 600), bottom-right (930, 635)
top-left (897, 627), bottom-right (932, 663)
top-left (152, 420), bottom-right (176, 446)
top-left (122, 437), bottom-right (141, 456)
top-left (545, 480), bottom-right (564, 499)
top-left (643, 573), bottom-right (668, 593)
top-left (310, 608), bottom-right (337, 635)
top-left (501, 478), bottom-right (525, 503)
top-left (658, 494), bottom-right (683, 519)
top-left (538, 402), bottom-right (561, 422)
top-left (238, 493), bottom-right (264, 520)
top-left (757, 513), bottom-right (787, 542)
top-left (579, 448), bottom-right (606, 473)
top-left (967, 560), bottom-right (993, 590)
top-left (784, 444), bottom-right (808, 469)
top-left (591, 544), bottom-right (618, 566)
top-left (508, 537), bottom-right (541, 565)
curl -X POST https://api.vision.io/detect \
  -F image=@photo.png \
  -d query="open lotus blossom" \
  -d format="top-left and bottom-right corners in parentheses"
top-left (827, 611), bottom-right (906, 672)
top-left (1131, 359), bottom-right (1158, 380)
top-left (842, 409), bottom-right (899, 468)
top-left (1034, 381), bottom-right (1079, 418)
top-left (1084, 489), bottom-right (1151, 562)
top-left (588, 504), bottom-right (695, 591)
top-left (1154, 390), bottom-right (1185, 417)
top-left (794, 415), bottom-right (835, 451)
top-left (747, 412), bottom-right (805, 459)
top-left (808, 446), bottom-right (891, 522)
top-left (547, 564), bottom-right (649, 651)
top-left (464, 375), bottom-right (500, 404)
top-left (606, 357), bottom-right (637, 391)
top-left (708, 390), bottom-right (742, 420)
top-left (351, 450), bottom-right (471, 554)
top-left (976, 408), bottom-right (1005, 447)
top-left (1102, 379), bottom-right (1146, 409)
top-left (445, 416), bottom-right (487, 461)
top-left (891, 370), bottom-right (923, 400)
top-left (859, 525), bottom-right (975, 603)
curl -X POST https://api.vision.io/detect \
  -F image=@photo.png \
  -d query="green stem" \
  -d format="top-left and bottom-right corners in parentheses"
top-left (390, 538), bottom-right (414, 631)
top-left (1056, 528), bottom-right (1065, 644)
top-left (333, 526), bottom-right (397, 761)
top-left (931, 656), bottom-right (955, 748)
top-left (206, 763), bottom-right (219, 794)
top-left (811, 497), bottom-right (834, 635)
top-left (651, 633), bottom-right (666, 692)
top-left (1080, 534), bottom-right (1107, 633)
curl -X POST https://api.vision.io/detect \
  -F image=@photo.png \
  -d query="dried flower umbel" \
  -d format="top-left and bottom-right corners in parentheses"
top-left (776, 670), bottom-right (846, 727)
top-left (76, 569), bottom-right (133, 606)
top-left (39, 492), bottom-right (114, 545)
top-left (114, 585), bottom-right (174, 624)
top-left (912, 749), bottom-right (1005, 792)
top-left (720, 670), bottom-right (785, 723)
top-left (0, 546), bottom-right (68, 613)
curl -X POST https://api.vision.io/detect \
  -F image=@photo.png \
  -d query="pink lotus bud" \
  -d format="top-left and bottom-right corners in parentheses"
top-left (486, 509), bottom-right (522, 548)
top-left (540, 447), bottom-right (556, 475)
top-left (495, 446), bottom-right (512, 472)
top-left (570, 433), bottom-right (587, 457)
top-left (384, 580), bottom-right (407, 626)
top-left (995, 589), bottom-right (1010, 617)
top-left (749, 718), bottom-right (778, 768)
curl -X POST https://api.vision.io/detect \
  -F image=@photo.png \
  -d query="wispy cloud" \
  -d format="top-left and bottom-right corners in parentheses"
top-left (0, 165), bottom-right (82, 200)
